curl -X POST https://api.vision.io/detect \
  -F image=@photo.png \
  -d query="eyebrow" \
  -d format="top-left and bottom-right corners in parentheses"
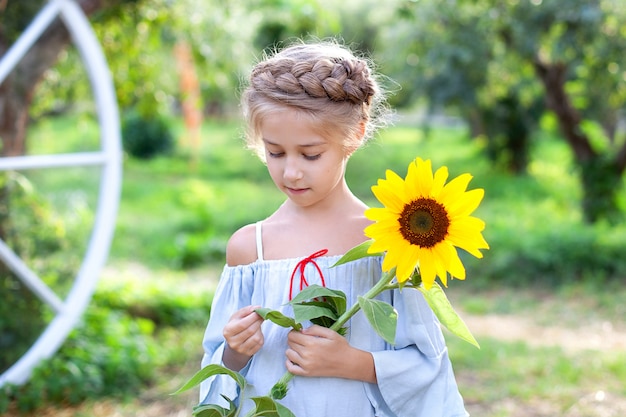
top-left (262, 138), bottom-right (327, 148)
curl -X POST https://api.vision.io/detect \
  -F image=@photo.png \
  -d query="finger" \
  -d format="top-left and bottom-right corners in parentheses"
top-left (285, 358), bottom-right (304, 375)
top-left (241, 311), bottom-right (265, 328)
top-left (227, 326), bottom-right (264, 354)
top-left (284, 347), bottom-right (300, 363)
top-left (223, 315), bottom-right (263, 342)
top-left (287, 330), bottom-right (308, 348)
top-left (233, 305), bottom-right (262, 319)
top-left (239, 333), bottom-right (264, 354)
top-left (301, 324), bottom-right (336, 338)
top-left (226, 317), bottom-right (262, 340)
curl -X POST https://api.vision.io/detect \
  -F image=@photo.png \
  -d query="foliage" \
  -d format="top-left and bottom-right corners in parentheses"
top-left (0, 172), bottom-right (86, 373)
top-left (1, 265), bottom-right (215, 414)
top-left (0, 0), bottom-right (47, 44)
top-left (93, 273), bottom-right (212, 327)
top-left (471, 218), bottom-right (626, 287)
top-left (382, 0), bottom-right (626, 222)
top-left (121, 110), bottom-right (175, 159)
top-left (0, 307), bottom-right (158, 413)
top-left (29, 0), bottom-right (389, 121)
top-left (251, 0), bottom-right (341, 52)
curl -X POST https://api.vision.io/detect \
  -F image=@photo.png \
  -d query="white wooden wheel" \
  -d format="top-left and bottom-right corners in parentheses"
top-left (0, 0), bottom-right (121, 387)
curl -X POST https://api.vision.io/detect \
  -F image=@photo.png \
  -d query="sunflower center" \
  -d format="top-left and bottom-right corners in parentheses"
top-left (399, 198), bottom-right (450, 248)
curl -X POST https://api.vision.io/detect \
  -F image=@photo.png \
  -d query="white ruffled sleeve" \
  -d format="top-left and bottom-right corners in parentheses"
top-left (198, 264), bottom-right (256, 407)
top-left (368, 288), bottom-right (469, 417)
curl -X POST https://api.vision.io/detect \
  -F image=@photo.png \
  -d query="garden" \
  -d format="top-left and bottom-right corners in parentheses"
top-left (2, 113), bottom-right (626, 416)
top-left (2, 0), bottom-right (626, 416)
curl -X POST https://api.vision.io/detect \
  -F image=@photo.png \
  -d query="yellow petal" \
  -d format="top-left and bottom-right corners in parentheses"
top-left (369, 233), bottom-right (404, 254)
top-left (446, 189), bottom-right (484, 218)
top-left (417, 248), bottom-right (437, 290)
top-left (436, 242), bottom-right (466, 280)
top-left (371, 185), bottom-right (405, 213)
top-left (394, 244), bottom-right (419, 282)
top-left (446, 230), bottom-right (488, 258)
top-left (410, 158), bottom-right (434, 198)
top-left (365, 207), bottom-right (400, 222)
top-left (430, 166), bottom-right (449, 198)
top-left (439, 173), bottom-right (472, 206)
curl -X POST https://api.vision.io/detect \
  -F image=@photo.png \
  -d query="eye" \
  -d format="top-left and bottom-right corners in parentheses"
top-left (304, 154), bottom-right (321, 161)
top-left (267, 151), bottom-right (284, 158)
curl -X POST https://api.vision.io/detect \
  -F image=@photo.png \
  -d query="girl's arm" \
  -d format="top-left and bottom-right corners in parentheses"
top-left (285, 325), bottom-right (377, 383)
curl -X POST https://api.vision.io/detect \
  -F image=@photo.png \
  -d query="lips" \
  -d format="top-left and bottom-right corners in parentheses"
top-left (285, 186), bottom-right (309, 195)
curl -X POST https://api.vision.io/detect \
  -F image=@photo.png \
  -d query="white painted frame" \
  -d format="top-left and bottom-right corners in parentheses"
top-left (0, 0), bottom-right (121, 387)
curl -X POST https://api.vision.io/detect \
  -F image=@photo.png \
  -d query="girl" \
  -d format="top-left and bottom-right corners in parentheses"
top-left (199, 40), bottom-right (469, 417)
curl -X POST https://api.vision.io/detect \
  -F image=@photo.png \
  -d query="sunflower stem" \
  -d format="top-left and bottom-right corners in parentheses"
top-left (330, 269), bottom-right (396, 331)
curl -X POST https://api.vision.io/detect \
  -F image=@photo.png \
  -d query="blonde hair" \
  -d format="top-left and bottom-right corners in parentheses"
top-left (241, 40), bottom-right (388, 159)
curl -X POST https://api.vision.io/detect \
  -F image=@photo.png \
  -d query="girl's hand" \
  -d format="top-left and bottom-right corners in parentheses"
top-left (222, 305), bottom-right (264, 371)
top-left (285, 325), bottom-right (376, 383)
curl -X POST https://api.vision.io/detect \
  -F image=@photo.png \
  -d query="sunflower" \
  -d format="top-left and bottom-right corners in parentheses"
top-left (364, 157), bottom-right (489, 290)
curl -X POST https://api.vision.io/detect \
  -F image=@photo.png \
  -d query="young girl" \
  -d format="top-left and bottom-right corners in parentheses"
top-left (199, 40), bottom-right (469, 417)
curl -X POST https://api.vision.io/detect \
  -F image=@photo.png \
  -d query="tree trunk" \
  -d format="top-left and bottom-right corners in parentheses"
top-left (0, 0), bottom-right (105, 157)
top-left (533, 57), bottom-right (625, 223)
top-left (532, 59), bottom-right (596, 163)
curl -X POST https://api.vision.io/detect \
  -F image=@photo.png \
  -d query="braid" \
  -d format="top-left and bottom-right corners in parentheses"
top-left (250, 57), bottom-right (376, 105)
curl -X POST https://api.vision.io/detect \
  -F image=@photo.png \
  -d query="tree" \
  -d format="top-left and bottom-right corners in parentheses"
top-left (0, 0), bottom-right (133, 156)
top-left (383, 0), bottom-right (626, 223)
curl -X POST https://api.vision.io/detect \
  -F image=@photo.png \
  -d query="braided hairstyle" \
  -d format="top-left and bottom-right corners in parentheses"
top-left (241, 40), bottom-right (388, 159)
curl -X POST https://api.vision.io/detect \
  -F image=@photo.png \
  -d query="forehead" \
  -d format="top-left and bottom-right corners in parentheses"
top-left (260, 109), bottom-right (334, 145)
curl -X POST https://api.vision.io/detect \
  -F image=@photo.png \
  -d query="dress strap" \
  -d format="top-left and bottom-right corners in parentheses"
top-left (289, 249), bottom-right (328, 300)
top-left (255, 221), bottom-right (264, 261)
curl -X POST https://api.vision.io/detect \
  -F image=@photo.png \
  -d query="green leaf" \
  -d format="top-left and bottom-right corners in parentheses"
top-left (332, 240), bottom-right (382, 267)
top-left (172, 364), bottom-right (246, 395)
top-left (290, 285), bottom-right (347, 312)
top-left (193, 396), bottom-right (237, 416)
top-left (420, 283), bottom-right (480, 348)
top-left (311, 316), bottom-right (347, 336)
top-left (245, 396), bottom-right (296, 417)
top-left (292, 302), bottom-right (338, 323)
top-left (358, 296), bottom-right (398, 345)
top-left (256, 308), bottom-right (302, 331)
top-left (274, 401), bottom-right (297, 417)
top-left (289, 285), bottom-right (347, 324)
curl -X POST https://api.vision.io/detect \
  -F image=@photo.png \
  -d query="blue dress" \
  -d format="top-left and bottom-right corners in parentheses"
top-left (199, 223), bottom-right (469, 417)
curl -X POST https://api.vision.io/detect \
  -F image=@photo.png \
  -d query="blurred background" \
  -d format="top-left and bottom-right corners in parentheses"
top-left (1, 0), bottom-right (625, 416)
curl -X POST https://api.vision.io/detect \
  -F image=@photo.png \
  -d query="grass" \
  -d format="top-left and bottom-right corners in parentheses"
top-left (11, 113), bottom-right (626, 416)
top-left (449, 336), bottom-right (626, 411)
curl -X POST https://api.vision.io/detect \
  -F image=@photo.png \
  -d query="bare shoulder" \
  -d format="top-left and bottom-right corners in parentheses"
top-left (226, 223), bottom-right (258, 266)
top-left (350, 214), bottom-right (375, 244)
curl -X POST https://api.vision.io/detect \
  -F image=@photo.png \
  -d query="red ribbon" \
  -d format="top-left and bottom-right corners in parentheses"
top-left (288, 249), bottom-right (328, 300)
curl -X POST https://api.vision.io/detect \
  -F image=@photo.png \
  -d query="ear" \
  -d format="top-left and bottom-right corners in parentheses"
top-left (358, 121), bottom-right (366, 139)
top-left (343, 122), bottom-right (367, 157)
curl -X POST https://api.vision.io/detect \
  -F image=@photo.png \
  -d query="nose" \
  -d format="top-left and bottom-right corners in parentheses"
top-left (283, 156), bottom-right (303, 182)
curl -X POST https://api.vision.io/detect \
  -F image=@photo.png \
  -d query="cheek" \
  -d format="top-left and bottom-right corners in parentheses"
top-left (266, 160), bottom-right (282, 182)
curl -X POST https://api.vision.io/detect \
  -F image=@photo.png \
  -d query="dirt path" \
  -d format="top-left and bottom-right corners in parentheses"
top-left (458, 310), bottom-right (626, 417)
top-left (463, 312), bottom-right (626, 353)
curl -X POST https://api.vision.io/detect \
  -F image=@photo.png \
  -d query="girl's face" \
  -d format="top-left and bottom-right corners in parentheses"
top-left (260, 110), bottom-right (350, 209)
